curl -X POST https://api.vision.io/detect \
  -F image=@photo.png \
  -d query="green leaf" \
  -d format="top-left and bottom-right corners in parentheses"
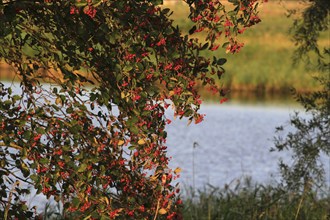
top-left (21, 204), bottom-right (28, 211)
top-left (123, 65), bottom-right (133, 72)
top-left (21, 148), bottom-right (27, 159)
top-left (152, 0), bottom-right (163, 6)
top-left (30, 174), bottom-right (39, 182)
top-left (72, 198), bottom-right (81, 208)
top-left (83, 215), bottom-right (92, 220)
top-left (90, 93), bottom-right (96, 101)
top-left (36, 127), bottom-right (45, 134)
top-left (217, 58), bottom-right (227, 65)
top-left (12, 95), bottom-right (21, 102)
top-left (162, 8), bottom-right (171, 14)
top-left (201, 43), bottom-right (209, 50)
top-left (128, 145), bottom-right (136, 150)
top-left (130, 126), bottom-right (139, 134)
top-left (21, 161), bottom-right (30, 178)
top-left (77, 163), bottom-right (87, 172)
top-left (39, 158), bottom-right (49, 165)
top-left (23, 131), bottom-right (31, 140)
top-left (100, 215), bottom-right (109, 220)
top-left (222, 42), bottom-right (230, 48)
top-left (189, 25), bottom-right (197, 35)
top-left (66, 107), bottom-right (73, 114)
top-left (63, 155), bottom-right (71, 163)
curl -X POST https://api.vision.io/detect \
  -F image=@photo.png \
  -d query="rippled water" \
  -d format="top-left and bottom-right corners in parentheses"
top-left (165, 103), bottom-right (330, 190)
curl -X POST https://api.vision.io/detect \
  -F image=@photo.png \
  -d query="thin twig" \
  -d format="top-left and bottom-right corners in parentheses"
top-left (0, 140), bottom-right (23, 151)
top-left (153, 199), bottom-right (160, 220)
top-left (4, 180), bottom-right (20, 220)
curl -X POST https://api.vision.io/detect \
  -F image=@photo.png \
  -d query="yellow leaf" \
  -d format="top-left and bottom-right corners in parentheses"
top-left (55, 97), bottom-right (62, 105)
top-left (169, 91), bottom-right (175, 96)
top-left (121, 92), bottom-right (126, 99)
top-left (104, 197), bottom-right (109, 205)
top-left (159, 208), bottom-right (167, 215)
top-left (138, 139), bottom-right (145, 145)
top-left (150, 175), bottom-right (158, 182)
top-left (174, 167), bottom-right (182, 175)
top-left (151, 134), bottom-right (158, 140)
top-left (118, 140), bottom-right (125, 146)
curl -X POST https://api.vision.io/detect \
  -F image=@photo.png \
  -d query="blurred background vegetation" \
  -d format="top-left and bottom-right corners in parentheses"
top-left (1, 1), bottom-right (327, 99)
top-left (164, 0), bottom-right (328, 97)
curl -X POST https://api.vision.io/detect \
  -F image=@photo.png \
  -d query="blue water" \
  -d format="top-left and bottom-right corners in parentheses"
top-left (165, 103), bottom-right (330, 190)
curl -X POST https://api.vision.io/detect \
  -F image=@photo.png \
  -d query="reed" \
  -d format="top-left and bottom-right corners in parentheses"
top-left (182, 177), bottom-right (330, 220)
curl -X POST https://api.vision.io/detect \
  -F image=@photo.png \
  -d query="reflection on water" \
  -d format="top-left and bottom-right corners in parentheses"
top-left (227, 91), bottom-right (300, 107)
top-left (201, 90), bottom-right (301, 108)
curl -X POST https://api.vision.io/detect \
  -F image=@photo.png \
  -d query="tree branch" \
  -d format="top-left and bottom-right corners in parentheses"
top-left (0, 140), bottom-right (23, 151)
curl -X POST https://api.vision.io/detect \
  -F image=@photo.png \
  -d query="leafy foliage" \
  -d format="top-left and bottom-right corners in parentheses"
top-left (0, 0), bottom-right (263, 219)
top-left (290, 0), bottom-right (329, 70)
top-left (274, 0), bottom-right (329, 193)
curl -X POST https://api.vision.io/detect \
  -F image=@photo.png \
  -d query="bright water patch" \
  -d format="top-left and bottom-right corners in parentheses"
top-left (165, 103), bottom-right (330, 190)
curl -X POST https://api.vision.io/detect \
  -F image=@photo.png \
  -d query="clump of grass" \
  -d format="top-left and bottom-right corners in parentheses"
top-left (182, 177), bottom-right (330, 220)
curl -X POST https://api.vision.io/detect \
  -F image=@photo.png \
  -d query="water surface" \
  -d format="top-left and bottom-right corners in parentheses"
top-left (165, 102), bottom-right (330, 190)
